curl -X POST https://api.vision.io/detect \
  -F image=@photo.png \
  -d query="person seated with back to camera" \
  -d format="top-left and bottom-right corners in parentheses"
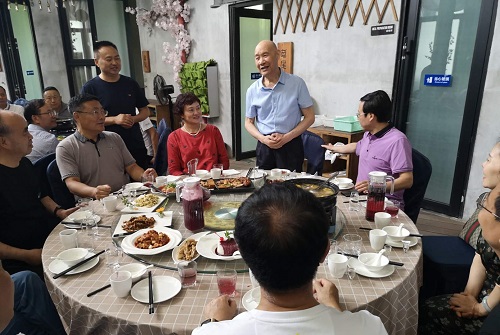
top-left (0, 110), bottom-right (77, 278)
top-left (193, 183), bottom-right (388, 335)
top-left (0, 261), bottom-right (66, 335)
top-left (56, 93), bottom-right (157, 200)
top-left (418, 140), bottom-right (500, 334)
top-left (167, 92), bottom-right (229, 175)
top-left (24, 99), bottom-right (59, 163)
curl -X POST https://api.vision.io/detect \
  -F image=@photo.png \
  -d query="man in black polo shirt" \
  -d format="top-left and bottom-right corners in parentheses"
top-left (0, 110), bottom-right (77, 278)
top-left (81, 40), bottom-right (151, 169)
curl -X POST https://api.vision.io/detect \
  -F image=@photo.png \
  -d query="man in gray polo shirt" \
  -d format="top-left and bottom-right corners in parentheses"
top-left (56, 94), bottom-right (157, 200)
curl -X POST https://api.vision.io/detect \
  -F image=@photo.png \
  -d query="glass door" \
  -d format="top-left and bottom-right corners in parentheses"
top-left (229, 2), bottom-right (272, 160)
top-left (393, 0), bottom-right (496, 216)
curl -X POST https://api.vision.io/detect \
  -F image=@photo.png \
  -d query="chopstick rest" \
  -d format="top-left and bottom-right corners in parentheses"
top-left (148, 271), bottom-right (154, 314)
top-left (53, 249), bottom-right (105, 279)
top-left (87, 283), bottom-right (111, 297)
top-left (340, 252), bottom-right (404, 267)
top-left (358, 227), bottom-right (423, 238)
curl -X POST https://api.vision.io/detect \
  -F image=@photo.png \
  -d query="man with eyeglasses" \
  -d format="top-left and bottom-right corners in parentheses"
top-left (23, 99), bottom-right (59, 163)
top-left (322, 90), bottom-right (413, 208)
top-left (81, 40), bottom-right (150, 170)
top-left (56, 94), bottom-right (157, 200)
top-left (42, 86), bottom-right (72, 120)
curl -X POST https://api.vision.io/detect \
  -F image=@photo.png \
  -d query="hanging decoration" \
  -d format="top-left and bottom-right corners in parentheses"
top-left (7, 0), bottom-right (72, 12)
top-left (125, 0), bottom-right (191, 85)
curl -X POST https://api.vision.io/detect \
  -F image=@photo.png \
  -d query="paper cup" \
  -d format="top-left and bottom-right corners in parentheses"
top-left (59, 229), bottom-right (78, 249)
top-left (110, 271), bottom-right (132, 298)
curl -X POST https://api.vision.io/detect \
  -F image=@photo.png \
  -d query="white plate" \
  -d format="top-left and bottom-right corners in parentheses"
top-left (196, 232), bottom-right (242, 261)
top-left (63, 215), bottom-right (101, 229)
top-left (337, 183), bottom-right (354, 190)
top-left (166, 175), bottom-right (181, 183)
top-left (385, 236), bottom-right (419, 248)
top-left (222, 169), bottom-right (241, 177)
top-left (121, 227), bottom-right (182, 255)
top-left (121, 194), bottom-right (167, 213)
top-left (48, 253), bottom-right (100, 275)
top-left (242, 286), bottom-right (260, 311)
top-left (131, 276), bottom-right (181, 303)
top-left (113, 212), bottom-right (173, 236)
top-left (348, 257), bottom-right (395, 278)
top-left (171, 231), bottom-right (209, 263)
top-left (124, 182), bottom-right (149, 192)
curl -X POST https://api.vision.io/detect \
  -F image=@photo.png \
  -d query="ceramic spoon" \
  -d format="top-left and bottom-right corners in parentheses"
top-left (368, 249), bottom-right (386, 266)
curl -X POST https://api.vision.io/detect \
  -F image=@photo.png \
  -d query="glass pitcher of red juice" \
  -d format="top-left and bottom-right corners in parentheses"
top-left (179, 177), bottom-right (205, 231)
top-left (365, 171), bottom-right (394, 221)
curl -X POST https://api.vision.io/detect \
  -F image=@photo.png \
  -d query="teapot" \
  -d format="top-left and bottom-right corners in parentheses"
top-left (365, 171), bottom-right (394, 221)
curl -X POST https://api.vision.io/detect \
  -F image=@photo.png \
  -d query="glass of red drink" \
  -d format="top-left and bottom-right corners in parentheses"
top-left (177, 261), bottom-right (197, 288)
top-left (385, 200), bottom-right (400, 218)
top-left (216, 269), bottom-right (237, 297)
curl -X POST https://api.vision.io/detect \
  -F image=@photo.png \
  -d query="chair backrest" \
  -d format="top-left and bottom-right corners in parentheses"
top-left (404, 148), bottom-right (432, 223)
top-left (33, 153), bottom-right (56, 198)
top-left (153, 123), bottom-right (172, 176)
top-left (157, 118), bottom-right (167, 138)
top-left (47, 159), bottom-right (76, 209)
top-left (301, 130), bottom-right (326, 175)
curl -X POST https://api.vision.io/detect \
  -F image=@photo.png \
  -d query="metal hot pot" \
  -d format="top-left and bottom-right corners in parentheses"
top-left (285, 178), bottom-right (339, 228)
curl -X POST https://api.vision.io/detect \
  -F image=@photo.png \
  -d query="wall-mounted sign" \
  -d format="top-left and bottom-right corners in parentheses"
top-left (142, 51), bottom-right (151, 73)
top-left (277, 42), bottom-right (293, 74)
top-left (423, 74), bottom-right (452, 87)
top-left (26, 70), bottom-right (34, 75)
top-left (251, 73), bottom-right (262, 80)
top-left (371, 24), bottom-right (395, 36)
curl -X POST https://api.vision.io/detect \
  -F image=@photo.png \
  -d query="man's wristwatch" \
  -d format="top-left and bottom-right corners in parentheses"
top-left (53, 205), bottom-right (62, 216)
top-left (200, 318), bottom-right (218, 326)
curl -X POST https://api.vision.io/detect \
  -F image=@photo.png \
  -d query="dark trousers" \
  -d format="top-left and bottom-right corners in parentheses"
top-left (256, 136), bottom-right (304, 172)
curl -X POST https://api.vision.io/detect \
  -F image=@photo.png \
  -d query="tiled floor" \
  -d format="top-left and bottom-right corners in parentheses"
top-left (229, 158), bottom-right (464, 237)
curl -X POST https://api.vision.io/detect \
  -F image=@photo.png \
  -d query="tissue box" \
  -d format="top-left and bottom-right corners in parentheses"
top-left (333, 116), bottom-right (363, 132)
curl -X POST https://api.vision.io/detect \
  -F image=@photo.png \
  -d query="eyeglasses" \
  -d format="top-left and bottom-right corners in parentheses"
top-left (44, 96), bottom-right (61, 102)
top-left (477, 194), bottom-right (500, 221)
top-left (38, 110), bottom-right (57, 117)
top-left (356, 112), bottom-right (365, 118)
top-left (76, 109), bottom-right (108, 117)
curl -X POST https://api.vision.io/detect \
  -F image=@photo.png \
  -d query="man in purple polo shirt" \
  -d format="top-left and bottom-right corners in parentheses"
top-left (245, 40), bottom-right (315, 172)
top-left (322, 90), bottom-right (413, 207)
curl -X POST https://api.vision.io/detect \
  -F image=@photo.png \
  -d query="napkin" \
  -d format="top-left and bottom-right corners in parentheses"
top-left (325, 142), bottom-right (345, 164)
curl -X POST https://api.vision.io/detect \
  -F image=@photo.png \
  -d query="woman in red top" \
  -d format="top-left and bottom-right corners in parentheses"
top-left (167, 92), bottom-right (229, 175)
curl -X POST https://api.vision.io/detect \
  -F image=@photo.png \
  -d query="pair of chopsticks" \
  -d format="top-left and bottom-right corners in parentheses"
top-left (358, 227), bottom-right (423, 238)
top-left (113, 232), bottom-right (133, 238)
top-left (246, 168), bottom-right (254, 178)
top-left (340, 252), bottom-right (404, 267)
top-left (148, 271), bottom-right (154, 314)
top-left (53, 249), bottom-right (105, 279)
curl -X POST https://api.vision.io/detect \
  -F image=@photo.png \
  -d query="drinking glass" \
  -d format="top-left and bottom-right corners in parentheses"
top-left (213, 164), bottom-right (223, 177)
top-left (342, 234), bottom-right (362, 256)
top-left (105, 243), bottom-right (123, 271)
top-left (216, 269), bottom-right (237, 297)
top-left (177, 261), bottom-right (197, 288)
top-left (349, 190), bottom-right (359, 211)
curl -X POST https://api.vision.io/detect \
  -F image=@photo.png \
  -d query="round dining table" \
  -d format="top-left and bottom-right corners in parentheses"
top-left (42, 181), bottom-right (422, 335)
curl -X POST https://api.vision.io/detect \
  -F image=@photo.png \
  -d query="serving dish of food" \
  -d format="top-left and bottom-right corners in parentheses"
top-left (121, 227), bottom-right (182, 255)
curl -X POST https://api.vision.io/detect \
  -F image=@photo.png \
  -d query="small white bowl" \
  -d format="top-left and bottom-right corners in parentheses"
top-left (57, 248), bottom-right (88, 267)
top-left (118, 263), bottom-right (149, 283)
top-left (195, 170), bottom-right (209, 178)
top-left (124, 182), bottom-right (144, 190)
top-left (358, 252), bottom-right (389, 272)
top-left (334, 177), bottom-right (353, 188)
top-left (383, 226), bottom-right (410, 242)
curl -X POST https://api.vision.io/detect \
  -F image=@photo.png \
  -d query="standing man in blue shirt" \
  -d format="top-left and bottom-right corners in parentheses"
top-left (81, 41), bottom-right (150, 169)
top-left (245, 40), bottom-right (315, 171)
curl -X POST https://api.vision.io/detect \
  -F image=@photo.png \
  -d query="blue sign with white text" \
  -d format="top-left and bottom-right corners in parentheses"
top-left (251, 73), bottom-right (262, 80)
top-left (26, 70), bottom-right (34, 76)
top-left (423, 74), bottom-right (452, 87)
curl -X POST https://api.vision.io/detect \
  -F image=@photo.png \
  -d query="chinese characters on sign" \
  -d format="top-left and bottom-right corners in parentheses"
top-left (277, 42), bottom-right (293, 74)
top-left (423, 74), bottom-right (453, 87)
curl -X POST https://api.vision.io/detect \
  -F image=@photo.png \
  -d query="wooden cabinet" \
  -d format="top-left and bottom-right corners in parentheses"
top-left (308, 126), bottom-right (364, 180)
top-left (147, 99), bottom-right (181, 131)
